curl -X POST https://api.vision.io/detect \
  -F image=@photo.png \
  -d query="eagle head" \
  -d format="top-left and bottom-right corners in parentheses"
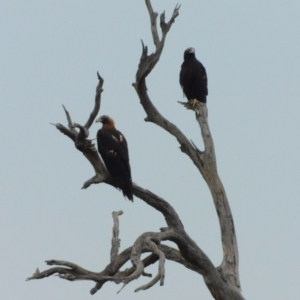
top-left (184, 47), bottom-right (196, 60)
top-left (95, 115), bottom-right (115, 127)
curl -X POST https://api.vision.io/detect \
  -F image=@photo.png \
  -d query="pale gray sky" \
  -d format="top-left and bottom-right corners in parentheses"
top-left (1, 1), bottom-right (300, 299)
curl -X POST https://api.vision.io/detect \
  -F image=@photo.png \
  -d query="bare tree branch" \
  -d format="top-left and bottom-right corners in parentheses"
top-left (90, 244), bottom-right (202, 295)
top-left (135, 2), bottom-right (180, 83)
top-left (193, 104), bottom-right (240, 289)
top-left (52, 73), bottom-right (114, 189)
top-left (51, 123), bottom-right (76, 141)
top-left (132, 1), bottom-right (241, 295)
top-left (134, 236), bottom-right (165, 292)
top-left (62, 105), bottom-right (78, 134)
top-left (111, 210), bottom-right (123, 262)
top-left (84, 72), bottom-right (104, 129)
top-left (132, 184), bottom-right (184, 229)
top-left (26, 224), bottom-right (202, 293)
top-left (145, 0), bottom-right (160, 47)
top-left (29, 1), bottom-right (245, 299)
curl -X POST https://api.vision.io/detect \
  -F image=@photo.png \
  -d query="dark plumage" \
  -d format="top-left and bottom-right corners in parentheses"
top-left (96, 115), bottom-right (133, 201)
top-left (179, 47), bottom-right (208, 104)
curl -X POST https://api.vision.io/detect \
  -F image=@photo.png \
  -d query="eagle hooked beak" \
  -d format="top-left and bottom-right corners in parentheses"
top-left (95, 116), bottom-right (103, 123)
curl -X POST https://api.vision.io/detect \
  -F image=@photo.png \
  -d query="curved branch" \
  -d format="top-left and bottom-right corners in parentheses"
top-left (135, 81), bottom-right (240, 290)
top-left (133, 0), bottom-right (241, 294)
top-left (134, 236), bottom-right (165, 292)
top-left (55, 98), bottom-right (185, 229)
top-left (72, 122), bottom-right (89, 140)
top-left (51, 123), bottom-right (76, 141)
top-left (101, 229), bottom-right (175, 288)
top-left (27, 208), bottom-right (203, 294)
top-left (135, 2), bottom-right (180, 83)
top-left (27, 236), bottom-right (201, 292)
top-left (42, 1), bottom-right (244, 299)
top-left (133, 2), bottom-right (201, 172)
top-left (62, 105), bottom-right (78, 134)
top-left (27, 222), bottom-right (243, 298)
top-left (53, 73), bottom-right (113, 188)
top-left (132, 184), bottom-right (183, 229)
top-left (194, 104), bottom-right (240, 289)
top-left (26, 260), bottom-right (100, 282)
top-left (90, 243), bottom-right (202, 295)
top-left (84, 72), bottom-right (104, 129)
top-left (135, 79), bottom-right (200, 164)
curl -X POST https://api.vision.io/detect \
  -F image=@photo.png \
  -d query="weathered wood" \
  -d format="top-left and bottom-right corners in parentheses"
top-left (27, 1), bottom-right (245, 299)
top-left (110, 211), bottom-right (123, 262)
top-left (194, 104), bottom-right (240, 290)
top-left (132, 2), bottom-right (242, 297)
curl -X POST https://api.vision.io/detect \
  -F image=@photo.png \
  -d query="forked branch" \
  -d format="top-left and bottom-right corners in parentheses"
top-left (28, 0), bottom-right (244, 299)
top-left (27, 211), bottom-right (193, 294)
top-left (53, 73), bottom-right (111, 188)
top-left (133, 0), bottom-right (241, 294)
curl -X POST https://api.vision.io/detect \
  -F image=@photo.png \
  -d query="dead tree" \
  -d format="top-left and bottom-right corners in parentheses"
top-left (27, 1), bottom-right (245, 299)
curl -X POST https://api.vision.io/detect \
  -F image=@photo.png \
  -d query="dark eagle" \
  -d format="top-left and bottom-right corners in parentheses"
top-left (95, 115), bottom-right (133, 201)
top-left (179, 47), bottom-right (208, 105)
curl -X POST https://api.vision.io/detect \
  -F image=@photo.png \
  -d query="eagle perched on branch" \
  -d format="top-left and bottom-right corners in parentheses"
top-left (96, 115), bottom-right (133, 201)
top-left (179, 47), bottom-right (208, 105)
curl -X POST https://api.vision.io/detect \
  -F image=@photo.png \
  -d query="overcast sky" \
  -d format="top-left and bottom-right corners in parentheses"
top-left (1, 1), bottom-right (300, 299)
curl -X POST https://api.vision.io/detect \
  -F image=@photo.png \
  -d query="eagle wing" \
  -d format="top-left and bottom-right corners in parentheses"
top-left (97, 128), bottom-right (131, 176)
top-left (179, 59), bottom-right (208, 100)
top-left (194, 60), bottom-right (208, 96)
top-left (109, 130), bottom-right (130, 163)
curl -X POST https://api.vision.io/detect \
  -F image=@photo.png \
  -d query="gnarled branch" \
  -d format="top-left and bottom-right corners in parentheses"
top-left (27, 211), bottom-right (199, 294)
top-left (52, 73), bottom-right (113, 188)
top-left (28, 1), bottom-right (244, 299)
top-left (133, 0), bottom-right (241, 295)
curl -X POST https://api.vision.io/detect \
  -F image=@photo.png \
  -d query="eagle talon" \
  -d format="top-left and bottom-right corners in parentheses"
top-left (190, 99), bottom-right (199, 107)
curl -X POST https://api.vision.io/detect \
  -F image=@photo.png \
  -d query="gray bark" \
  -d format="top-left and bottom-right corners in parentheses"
top-left (27, 1), bottom-right (245, 299)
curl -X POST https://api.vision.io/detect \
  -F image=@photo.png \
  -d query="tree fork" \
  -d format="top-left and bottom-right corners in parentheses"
top-left (27, 1), bottom-right (245, 299)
